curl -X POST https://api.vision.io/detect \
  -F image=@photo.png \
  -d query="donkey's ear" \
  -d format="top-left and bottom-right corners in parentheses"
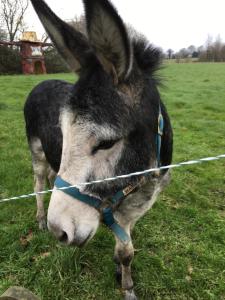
top-left (83, 0), bottom-right (133, 82)
top-left (30, 0), bottom-right (93, 73)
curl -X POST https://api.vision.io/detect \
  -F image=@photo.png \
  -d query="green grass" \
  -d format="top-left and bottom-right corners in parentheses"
top-left (0, 64), bottom-right (225, 300)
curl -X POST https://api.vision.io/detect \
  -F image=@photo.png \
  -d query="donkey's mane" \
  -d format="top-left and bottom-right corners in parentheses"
top-left (127, 26), bottom-right (162, 76)
top-left (70, 20), bottom-right (162, 77)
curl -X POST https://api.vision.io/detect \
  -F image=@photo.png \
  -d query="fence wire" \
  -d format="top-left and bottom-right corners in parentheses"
top-left (0, 154), bottom-right (225, 204)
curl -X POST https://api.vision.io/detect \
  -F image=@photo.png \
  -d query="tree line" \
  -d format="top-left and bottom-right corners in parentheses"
top-left (0, 0), bottom-right (225, 74)
top-left (166, 35), bottom-right (225, 62)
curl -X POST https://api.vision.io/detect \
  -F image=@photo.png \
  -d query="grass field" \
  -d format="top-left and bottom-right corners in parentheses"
top-left (0, 63), bottom-right (225, 300)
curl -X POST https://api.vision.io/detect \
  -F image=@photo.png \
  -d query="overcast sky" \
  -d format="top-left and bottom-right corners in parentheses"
top-left (25, 0), bottom-right (225, 52)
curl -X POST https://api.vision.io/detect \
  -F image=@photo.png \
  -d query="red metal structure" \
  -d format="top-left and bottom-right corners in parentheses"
top-left (0, 32), bottom-right (52, 75)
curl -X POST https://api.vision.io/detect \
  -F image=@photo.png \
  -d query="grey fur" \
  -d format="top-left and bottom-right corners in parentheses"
top-left (25, 1), bottom-right (173, 299)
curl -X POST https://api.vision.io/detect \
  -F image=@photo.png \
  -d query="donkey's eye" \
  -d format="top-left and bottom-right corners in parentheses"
top-left (92, 139), bottom-right (118, 154)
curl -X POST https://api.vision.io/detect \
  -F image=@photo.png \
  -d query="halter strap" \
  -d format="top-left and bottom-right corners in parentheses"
top-left (156, 105), bottom-right (164, 167)
top-left (54, 176), bottom-right (102, 208)
top-left (54, 176), bottom-right (130, 244)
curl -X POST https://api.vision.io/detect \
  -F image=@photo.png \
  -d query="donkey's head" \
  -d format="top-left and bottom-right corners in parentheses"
top-left (31, 0), bottom-right (162, 246)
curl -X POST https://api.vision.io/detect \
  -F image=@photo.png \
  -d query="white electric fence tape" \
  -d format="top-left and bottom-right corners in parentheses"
top-left (0, 154), bottom-right (225, 204)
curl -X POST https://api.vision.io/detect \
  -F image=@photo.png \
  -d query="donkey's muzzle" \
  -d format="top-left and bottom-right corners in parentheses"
top-left (48, 221), bottom-right (93, 247)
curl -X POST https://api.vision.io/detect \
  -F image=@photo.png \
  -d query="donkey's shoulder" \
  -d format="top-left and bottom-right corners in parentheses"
top-left (26, 80), bottom-right (73, 104)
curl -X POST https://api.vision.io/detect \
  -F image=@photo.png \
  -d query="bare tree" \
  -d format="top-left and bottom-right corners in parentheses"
top-left (213, 35), bottom-right (222, 62)
top-left (0, 0), bottom-right (29, 42)
top-left (197, 45), bottom-right (204, 54)
top-left (167, 49), bottom-right (174, 59)
top-left (69, 15), bottom-right (87, 36)
top-left (0, 28), bottom-right (7, 41)
top-left (40, 32), bottom-right (50, 43)
top-left (187, 45), bottom-right (196, 56)
top-left (178, 48), bottom-right (189, 58)
top-left (221, 45), bottom-right (225, 62)
top-left (205, 34), bottom-right (213, 61)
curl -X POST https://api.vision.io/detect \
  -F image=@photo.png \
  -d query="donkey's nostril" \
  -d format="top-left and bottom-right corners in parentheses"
top-left (48, 220), bottom-right (94, 247)
top-left (47, 221), bottom-right (70, 244)
top-left (59, 231), bottom-right (68, 243)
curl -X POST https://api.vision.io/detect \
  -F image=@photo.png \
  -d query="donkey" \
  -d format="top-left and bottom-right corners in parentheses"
top-left (24, 0), bottom-right (173, 299)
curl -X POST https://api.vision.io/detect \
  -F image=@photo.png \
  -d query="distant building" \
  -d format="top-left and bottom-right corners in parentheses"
top-left (0, 31), bottom-right (52, 75)
top-left (20, 31), bottom-right (47, 75)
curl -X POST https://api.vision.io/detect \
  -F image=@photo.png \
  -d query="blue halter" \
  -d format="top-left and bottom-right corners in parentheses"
top-left (54, 106), bottom-right (164, 244)
top-left (54, 176), bottom-right (131, 244)
top-left (156, 105), bottom-right (164, 166)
